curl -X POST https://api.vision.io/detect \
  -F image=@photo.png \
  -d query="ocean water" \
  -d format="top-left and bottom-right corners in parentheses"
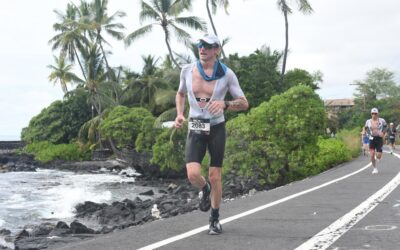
top-left (0, 135), bottom-right (20, 141)
top-left (0, 168), bottom-right (157, 235)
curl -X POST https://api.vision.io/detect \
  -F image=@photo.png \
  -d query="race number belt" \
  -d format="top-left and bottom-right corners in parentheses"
top-left (189, 118), bottom-right (210, 133)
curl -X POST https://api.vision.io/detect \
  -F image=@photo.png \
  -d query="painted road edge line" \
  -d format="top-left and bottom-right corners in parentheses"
top-left (295, 152), bottom-right (400, 250)
top-left (137, 162), bottom-right (372, 250)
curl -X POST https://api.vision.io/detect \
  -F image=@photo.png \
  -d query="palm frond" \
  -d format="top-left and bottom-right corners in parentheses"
top-left (297, 0), bottom-right (313, 14)
top-left (211, 0), bottom-right (230, 15)
top-left (154, 89), bottom-right (176, 106)
top-left (140, 0), bottom-right (161, 23)
top-left (277, 0), bottom-right (292, 14)
top-left (169, 23), bottom-right (192, 46)
top-left (174, 16), bottom-right (207, 32)
top-left (170, 0), bottom-right (192, 14)
top-left (125, 24), bottom-right (154, 46)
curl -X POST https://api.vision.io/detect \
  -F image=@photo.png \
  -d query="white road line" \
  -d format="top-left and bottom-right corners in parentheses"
top-left (138, 162), bottom-right (372, 250)
top-left (295, 152), bottom-right (400, 250)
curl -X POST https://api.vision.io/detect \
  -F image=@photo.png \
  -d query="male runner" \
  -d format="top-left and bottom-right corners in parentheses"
top-left (363, 108), bottom-right (387, 174)
top-left (174, 34), bottom-right (248, 235)
top-left (387, 122), bottom-right (397, 154)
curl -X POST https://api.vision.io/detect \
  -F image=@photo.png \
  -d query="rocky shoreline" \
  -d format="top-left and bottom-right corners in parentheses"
top-left (0, 152), bottom-right (266, 250)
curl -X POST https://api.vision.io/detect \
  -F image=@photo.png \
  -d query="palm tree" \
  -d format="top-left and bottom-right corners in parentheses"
top-left (205, 0), bottom-right (229, 60)
top-left (47, 53), bottom-right (82, 94)
top-left (277, 0), bottom-right (313, 80)
top-left (83, 0), bottom-right (126, 104)
top-left (86, 0), bottom-right (126, 69)
top-left (142, 55), bottom-right (160, 76)
top-left (49, 3), bottom-right (89, 81)
top-left (80, 43), bottom-right (114, 116)
top-left (125, 0), bottom-right (207, 69)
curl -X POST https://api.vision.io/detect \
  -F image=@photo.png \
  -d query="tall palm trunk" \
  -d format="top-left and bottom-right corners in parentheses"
top-left (60, 80), bottom-right (68, 94)
top-left (281, 10), bottom-right (289, 83)
top-left (73, 47), bottom-right (87, 81)
top-left (97, 31), bottom-right (120, 105)
top-left (162, 25), bottom-right (181, 70)
top-left (206, 0), bottom-right (227, 61)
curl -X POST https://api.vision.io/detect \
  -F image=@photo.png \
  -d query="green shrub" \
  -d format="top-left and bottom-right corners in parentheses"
top-left (151, 123), bottom-right (187, 171)
top-left (225, 85), bottom-right (326, 186)
top-left (135, 116), bottom-right (161, 152)
top-left (336, 128), bottom-right (362, 157)
top-left (23, 141), bottom-right (90, 163)
top-left (21, 88), bottom-right (91, 144)
top-left (100, 106), bottom-right (153, 149)
top-left (315, 137), bottom-right (351, 170)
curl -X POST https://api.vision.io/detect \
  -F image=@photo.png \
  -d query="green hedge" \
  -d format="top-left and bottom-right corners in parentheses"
top-left (100, 106), bottom-right (153, 149)
top-left (336, 127), bottom-right (362, 158)
top-left (23, 141), bottom-right (90, 163)
top-left (314, 138), bottom-right (352, 170)
top-left (224, 85), bottom-right (326, 186)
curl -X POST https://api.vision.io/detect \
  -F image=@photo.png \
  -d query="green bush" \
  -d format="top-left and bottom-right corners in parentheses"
top-left (23, 141), bottom-right (90, 163)
top-left (151, 123), bottom-right (187, 172)
top-left (21, 88), bottom-right (91, 144)
top-left (225, 85), bottom-right (326, 186)
top-left (315, 137), bottom-right (351, 171)
top-left (100, 106), bottom-right (153, 149)
top-left (336, 127), bottom-right (362, 157)
top-left (135, 116), bottom-right (161, 152)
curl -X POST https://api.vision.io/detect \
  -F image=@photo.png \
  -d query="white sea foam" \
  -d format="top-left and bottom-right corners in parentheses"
top-left (0, 169), bottom-right (138, 234)
top-left (0, 235), bottom-right (14, 249)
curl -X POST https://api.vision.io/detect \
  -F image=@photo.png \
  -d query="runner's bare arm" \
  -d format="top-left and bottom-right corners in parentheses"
top-left (225, 97), bottom-right (249, 112)
top-left (175, 92), bottom-right (186, 128)
top-left (176, 92), bottom-right (185, 116)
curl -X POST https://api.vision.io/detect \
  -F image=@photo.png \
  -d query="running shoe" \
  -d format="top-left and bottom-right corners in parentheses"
top-left (209, 219), bottom-right (222, 235)
top-left (372, 167), bottom-right (378, 174)
top-left (198, 185), bottom-right (211, 212)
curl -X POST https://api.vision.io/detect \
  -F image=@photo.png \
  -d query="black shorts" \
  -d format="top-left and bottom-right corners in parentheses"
top-left (185, 122), bottom-right (226, 167)
top-left (369, 136), bottom-right (383, 152)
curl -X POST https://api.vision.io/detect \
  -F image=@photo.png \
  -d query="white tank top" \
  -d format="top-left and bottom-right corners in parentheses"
top-left (178, 63), bottom-right (245, 126)
top-left (365, 118), bottom-right (387, 136)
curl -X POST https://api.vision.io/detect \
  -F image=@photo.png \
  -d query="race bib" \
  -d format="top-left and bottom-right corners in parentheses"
top-left (390, 135), bottom-right (395, 139)
top-left (369, 136), bottom-right (374, 140)
top-left (189, 118), bottom-right (210, 133)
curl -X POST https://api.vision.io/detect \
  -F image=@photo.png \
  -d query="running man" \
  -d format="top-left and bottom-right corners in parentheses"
top-left (387, 122), bottom-right (397, 154)
top-left (363, 108), bottom-right (387, 174)
top-left (175, 34), bottom-right (248, 235)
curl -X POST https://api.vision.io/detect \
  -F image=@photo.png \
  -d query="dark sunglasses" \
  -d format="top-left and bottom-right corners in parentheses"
top-left (371, 113), bottom-right (378, 115)
top-left (197, 42), bottom-right (218, 49)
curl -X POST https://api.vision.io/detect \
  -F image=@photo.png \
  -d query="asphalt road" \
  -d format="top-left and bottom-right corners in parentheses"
top-left (54, 148), bottom-right (400, 250)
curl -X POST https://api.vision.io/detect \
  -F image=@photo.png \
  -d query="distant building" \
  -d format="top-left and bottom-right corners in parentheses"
top-left (324, 98), bottom-right (354, 118)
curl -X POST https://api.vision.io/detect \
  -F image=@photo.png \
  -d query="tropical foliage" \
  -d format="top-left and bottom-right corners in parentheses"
top-left (333, 68), bottom-right (400, 130)
top-left (21, 88), bottom-right (91, 144)
top-left (23, 0), bottom-right (400, 189)
top-left (276, 0), bottom-right (313, 80)
top-left (224, 85), bottom-right (325, 185)
top-left (23, 141), bottom-right (90, 163)
top-left (99, 106), bottom-right (153, 149)
top-left (125, 0), bottom-right (207, 69)
top-left (151, 124), bottom-right (188, 171)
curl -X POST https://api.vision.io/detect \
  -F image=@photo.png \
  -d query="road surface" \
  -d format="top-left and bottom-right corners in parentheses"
top-left (54, 149), bottom-right (400, 250)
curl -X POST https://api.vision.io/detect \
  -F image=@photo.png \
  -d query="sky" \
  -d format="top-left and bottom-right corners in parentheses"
top-left (1, 0), bottom-right (400, 140)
